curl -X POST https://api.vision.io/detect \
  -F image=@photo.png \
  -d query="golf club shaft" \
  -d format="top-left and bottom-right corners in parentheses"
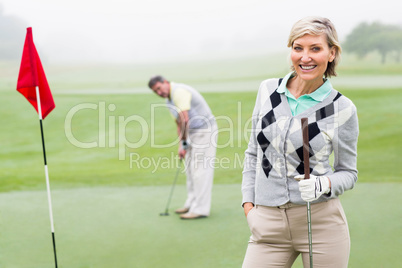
top-left (163, 159), bottom-right (182, 213)
top-left (307, 201), bottom-right (313, 267)
top-left (301, 118), bottom-right (313, 268)
top-left (301, 118), bottom-right (310, 180)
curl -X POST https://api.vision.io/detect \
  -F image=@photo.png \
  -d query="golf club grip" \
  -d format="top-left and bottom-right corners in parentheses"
top-left (301, 118), bottom-right (310, 180)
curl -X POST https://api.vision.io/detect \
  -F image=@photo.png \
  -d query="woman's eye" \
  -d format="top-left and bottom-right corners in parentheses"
top-left (312, 47), bottom-right (321, 51)
top-left (293, 47), bottom-right (302, 51)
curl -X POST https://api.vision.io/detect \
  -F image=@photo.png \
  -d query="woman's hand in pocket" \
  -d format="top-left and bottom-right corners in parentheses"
top-left (243, 202), bottom-right (254, 217)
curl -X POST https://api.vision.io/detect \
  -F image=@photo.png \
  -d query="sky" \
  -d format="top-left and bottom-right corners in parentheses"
top-left (1, 0), bottom-right (402, 64)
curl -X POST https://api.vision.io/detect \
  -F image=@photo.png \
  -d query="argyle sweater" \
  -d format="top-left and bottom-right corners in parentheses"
top-left (242, 78), bottom-right (359, 206)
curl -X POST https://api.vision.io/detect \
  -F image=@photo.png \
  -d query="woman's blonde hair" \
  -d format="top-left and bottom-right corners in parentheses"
top-left (287, 16), bottom-right (342, 78)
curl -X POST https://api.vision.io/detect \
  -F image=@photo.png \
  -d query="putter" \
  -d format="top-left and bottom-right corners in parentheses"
top-left (301, 117), bottom-right (313, 268)
top-left (160, 159), bottom-right (182, 216)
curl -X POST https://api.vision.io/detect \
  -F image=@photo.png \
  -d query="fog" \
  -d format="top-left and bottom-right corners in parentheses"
top-left (1, 0), bottom-right (402, 64)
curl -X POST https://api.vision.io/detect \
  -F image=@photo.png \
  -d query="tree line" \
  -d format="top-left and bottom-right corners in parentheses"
top-left (0, 6), bottom-right (26, 60)
top-left (343, 21), bottom-right (402, 64)
top-left (1, 10), bottom-right (401, 64)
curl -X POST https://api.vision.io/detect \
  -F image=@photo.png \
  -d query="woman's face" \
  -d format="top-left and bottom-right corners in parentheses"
top-left (290, 34), bottom-right (336, 81)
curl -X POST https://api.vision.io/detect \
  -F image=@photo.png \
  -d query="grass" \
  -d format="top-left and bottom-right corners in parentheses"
top-left (0, 183), bottom-right (401, 267)
top-left (0, 89), bottom-right (256, 191)
top-left (337, 51), bottom-right (402, 76)
top-left (0, 52), bottom-right (401, 267)
top-left (0, 86), bottom-right (401, 192)
top-left (345, 89), bottom-right (402, 182)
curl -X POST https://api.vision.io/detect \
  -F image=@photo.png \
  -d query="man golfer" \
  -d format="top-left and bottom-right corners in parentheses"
top-left (148, 75), bottom-right (217, 219)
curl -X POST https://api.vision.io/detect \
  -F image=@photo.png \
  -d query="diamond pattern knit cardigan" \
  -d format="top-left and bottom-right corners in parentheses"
top-left (242, 78), bottom-right (359, 206)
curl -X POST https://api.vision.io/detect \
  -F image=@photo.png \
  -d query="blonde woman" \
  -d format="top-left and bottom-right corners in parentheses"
top-left (242, 17), bottom-right (358, 268)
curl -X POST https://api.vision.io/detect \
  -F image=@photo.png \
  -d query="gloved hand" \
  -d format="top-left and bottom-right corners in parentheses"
top-left (181, 140), bottom-right (189, 151)
top-left (178, 140), bottom-right (189, 159)
top-left (294, 174), bottom-right (331, 202)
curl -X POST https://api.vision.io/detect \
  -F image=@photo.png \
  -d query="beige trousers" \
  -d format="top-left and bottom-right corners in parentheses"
top-left (242, 198), bottom-right (350, 268)
top-left (183, 121), bottom-right (217, 216)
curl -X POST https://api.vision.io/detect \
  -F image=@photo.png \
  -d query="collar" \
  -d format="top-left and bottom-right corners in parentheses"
top-left (168, 82), bottom-right (173, 100)
top-left (276, 72), bottom-right (332, 101)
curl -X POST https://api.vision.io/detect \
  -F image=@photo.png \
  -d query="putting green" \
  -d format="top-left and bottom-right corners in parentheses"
top-left (0, 183), bottom-right (400, 267)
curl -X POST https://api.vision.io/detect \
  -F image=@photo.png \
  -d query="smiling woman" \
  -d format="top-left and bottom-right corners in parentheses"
top-left (288, 34), bottom-right (336, 98)
top-left (285, 17), bottom-right (343, 100)
top-left (241, 16), bottom-right (359, 268)
top-left (288, 17), bottom-right (342, 78)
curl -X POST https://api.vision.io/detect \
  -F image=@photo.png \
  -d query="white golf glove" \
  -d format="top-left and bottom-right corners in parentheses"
top-left (295, 174), bottom-right (331, 202)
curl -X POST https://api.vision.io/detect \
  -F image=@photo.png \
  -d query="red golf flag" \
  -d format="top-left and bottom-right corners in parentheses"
top-left (17, 27), bottom-right (55, 119)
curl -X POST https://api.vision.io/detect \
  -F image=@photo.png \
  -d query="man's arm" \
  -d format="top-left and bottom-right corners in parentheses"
top-left (176, 110), bottom-right (189, 140)
top-left (176, 110), bottom-right (189, 159)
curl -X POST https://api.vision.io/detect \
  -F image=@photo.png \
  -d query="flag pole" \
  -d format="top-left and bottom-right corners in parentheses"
top-left (35, 86), bottom-right (58, 268)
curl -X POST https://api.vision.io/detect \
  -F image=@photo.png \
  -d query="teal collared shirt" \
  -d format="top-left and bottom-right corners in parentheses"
top-left (277, 72), bottom-right (333, 116)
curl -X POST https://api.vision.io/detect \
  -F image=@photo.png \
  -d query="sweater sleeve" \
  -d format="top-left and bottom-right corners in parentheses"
top-left (241, 83), bottom-right (263, 205)
top-left (328, 100), bottom-right (359, 197)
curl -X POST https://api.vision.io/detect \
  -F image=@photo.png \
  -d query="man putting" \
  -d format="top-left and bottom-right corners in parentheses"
top-left (148, 75), bottom-right (218, 219)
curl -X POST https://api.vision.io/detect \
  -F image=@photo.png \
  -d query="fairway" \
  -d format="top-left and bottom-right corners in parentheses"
top-left (1, 53), bottom-right (402, 267)
top-left (0, 183), bottom-right (401, 267)
top-left (0, 87), bottom-right (400, 193)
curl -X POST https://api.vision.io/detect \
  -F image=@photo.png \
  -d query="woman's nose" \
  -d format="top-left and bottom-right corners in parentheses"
top-left (301, 51), bottom-right (311, 62)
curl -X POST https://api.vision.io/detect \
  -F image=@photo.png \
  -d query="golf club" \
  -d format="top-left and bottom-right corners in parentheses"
top-left (301, 117), bottom-right (313, 268)
top-left (160, 159), bottom-right (182, 216)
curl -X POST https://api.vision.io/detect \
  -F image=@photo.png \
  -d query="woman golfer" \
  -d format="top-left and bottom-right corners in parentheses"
top-left (241, 16), bottom-right (359, 268)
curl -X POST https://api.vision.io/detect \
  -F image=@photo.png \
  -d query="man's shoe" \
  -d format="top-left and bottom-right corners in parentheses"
top-left (180, 212), bottom-right (207, 220)
top-left (175, 207), bottom-right (190, 214)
